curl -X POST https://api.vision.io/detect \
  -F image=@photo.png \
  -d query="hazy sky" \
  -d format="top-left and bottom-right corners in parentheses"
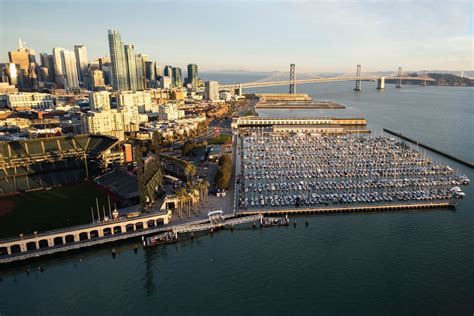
top-left (1, 0), bottom-right (472, 72)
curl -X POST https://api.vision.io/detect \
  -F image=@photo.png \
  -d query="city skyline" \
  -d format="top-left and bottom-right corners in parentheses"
top-left (1, 0), bottom-right (472, 72)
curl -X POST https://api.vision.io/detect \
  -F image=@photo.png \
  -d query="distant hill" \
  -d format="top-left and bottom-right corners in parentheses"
top-left (426, 73), bottom-right (473, 86)
top-left (385, 73), bottom-right (473, 87)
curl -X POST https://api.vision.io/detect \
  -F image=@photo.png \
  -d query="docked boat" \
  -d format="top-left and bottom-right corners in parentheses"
top-left (142, 231), bottom-right (178, 247)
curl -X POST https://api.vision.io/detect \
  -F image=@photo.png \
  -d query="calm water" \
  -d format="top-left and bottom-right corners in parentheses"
top-left (1, 75), bottom-right (473, 315)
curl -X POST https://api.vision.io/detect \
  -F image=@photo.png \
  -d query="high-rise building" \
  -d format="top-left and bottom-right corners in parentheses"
top-left (52, 47), bottom-right (65, 86)
top-left (6, 63), bottom-right (18, 86)
top-left (108, 30), bottom-right (129, 91)
top-left (145, 61), bottom-right (156, 80)
top-left (205, 81), bottom-right (219, 101)
top-left (160, 76), bottom-right (171, 89)
top-left (98, 56), bottom-right (111, 70)
top-left (8, 38), bottom-right (37, 90)
top-left (172, 67), bottom-right (182, 88)
top-left (92, 70), bottom-right (105, 90)
top-left (135, 54), bottom-right (145, 90)
top-left (60, 49), bottom-right (80, 90)
top-left (163, 66), bottom-right (173, 86)
top-left (187, 64), bottom-right (198, 89)
top-left (74, 45), bottom-right (88, 83)
top-left (145, 61), bottom-right (160, 89)
top-left (40, 53), bottom-right (55, 82)
top-left (155, 65), bottom-right (163, 77)
top-left (8, 51), bottom-right (29, 71)
top-left (124, 44), bottom-right (138, 91)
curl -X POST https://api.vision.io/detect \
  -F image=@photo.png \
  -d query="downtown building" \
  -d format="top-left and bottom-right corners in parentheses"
top-left (52, 47), bottom-right (80, 91)
top-left (74, 45), bottom-right (88, 84)
top-left (108, 30), bottom-right (145, 92)
top-left (187, 64), bottom-right (198, 89)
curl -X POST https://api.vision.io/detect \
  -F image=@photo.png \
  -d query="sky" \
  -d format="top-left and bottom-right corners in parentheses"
top-left (0, 0), bottom-right (472, 72)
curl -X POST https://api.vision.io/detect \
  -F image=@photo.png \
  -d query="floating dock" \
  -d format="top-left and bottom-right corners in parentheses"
top-left (383, 128), bottom-right (473, 168)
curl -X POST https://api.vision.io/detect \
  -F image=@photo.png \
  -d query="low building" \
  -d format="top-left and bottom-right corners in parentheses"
top-left (0, 82), bottom-right (18, 94)
top-left (81, 109), bottom-right (126, 141)
top-left (158, 103), bottom-right (185, 121)
top-left (6, 93), bottom-right (54, 110)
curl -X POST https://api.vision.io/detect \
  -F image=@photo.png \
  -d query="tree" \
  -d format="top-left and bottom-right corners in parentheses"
top-left (182, 140), bottom-right (196, 156)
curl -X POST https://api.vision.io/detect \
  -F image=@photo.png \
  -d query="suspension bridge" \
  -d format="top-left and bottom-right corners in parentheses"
top-left (219, 65), bottom-right (435, 93)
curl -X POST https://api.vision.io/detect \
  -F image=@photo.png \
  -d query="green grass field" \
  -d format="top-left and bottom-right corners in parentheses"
top-left (0, 182), bottom-right (113, 238)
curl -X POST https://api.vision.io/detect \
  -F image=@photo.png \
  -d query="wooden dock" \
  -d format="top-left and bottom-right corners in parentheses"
top-left (239, 202), bottom-right (454, 216)
top-left (172, 214), bottom-right (263, 234)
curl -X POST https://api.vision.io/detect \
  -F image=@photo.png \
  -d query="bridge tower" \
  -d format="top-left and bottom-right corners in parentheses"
top-left (396, 67), bottom-right (402, 88)
top-left (422, 70), bottom-right (427, 86)
top-left (377, 77), bottom-right (385, 90)
top-left (354, 64), bottom-right (362, 91)
top-left (289, 63), bottom-right (296, 94)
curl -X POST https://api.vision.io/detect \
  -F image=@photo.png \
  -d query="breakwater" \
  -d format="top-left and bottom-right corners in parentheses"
top-left (383, 128), bottom-right (474, 168)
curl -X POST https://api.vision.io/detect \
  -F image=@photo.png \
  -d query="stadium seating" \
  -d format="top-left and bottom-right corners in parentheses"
top-left (0, 135), bottom-right (119, 195)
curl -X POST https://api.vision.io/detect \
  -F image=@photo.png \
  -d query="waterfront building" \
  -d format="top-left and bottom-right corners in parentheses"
top-left (108, 30), bottom-right (129, 91)
top-left (82, 109), bottom-right (125, 140)
top-left (172, 67), bottom-right (183, 88)
top-left (205, 81), bottom-right (219, 101)
top-left (74, 45), bottom-right (88, 83)
top-left (89, 91), bottom-right (111, 111)
top-left (187, 64), bottom-right (198, 89)
top-left (6, 93), bottom-right (54, 110)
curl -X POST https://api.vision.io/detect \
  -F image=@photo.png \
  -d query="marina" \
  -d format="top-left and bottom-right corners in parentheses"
top-left (237, 132), bottom-right (469, 211)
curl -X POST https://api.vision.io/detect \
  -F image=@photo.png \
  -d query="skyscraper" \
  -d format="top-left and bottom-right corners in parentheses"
top-left (108, 30), bottom-right (129, 91)
top-left (74, 45), bottom-right (88, 83)
top-left (124, 44), bottom-right (138, 91)
top-left (135, 54), bottom-right (145, 91)
top-left (187, 64), bottom-right (198, 89)
top-left (52, 48), bottom-right (79, 90)
top-left (145, 61), bottom-right (157, 88)
top-left (40, 53), bottom-right (55, 82)
top-left (145, 61), bottom-right (156, 82)
top-left (163, 65), bottom-right (173, 87)
top-left (61, 49), bottom-right (79, 90)
top-left (172, 67), bottom-right (182, 88)
top-left (52, 47), bottom-right (65, 86)
top-left (205, 81), bottom-right (219, 101)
